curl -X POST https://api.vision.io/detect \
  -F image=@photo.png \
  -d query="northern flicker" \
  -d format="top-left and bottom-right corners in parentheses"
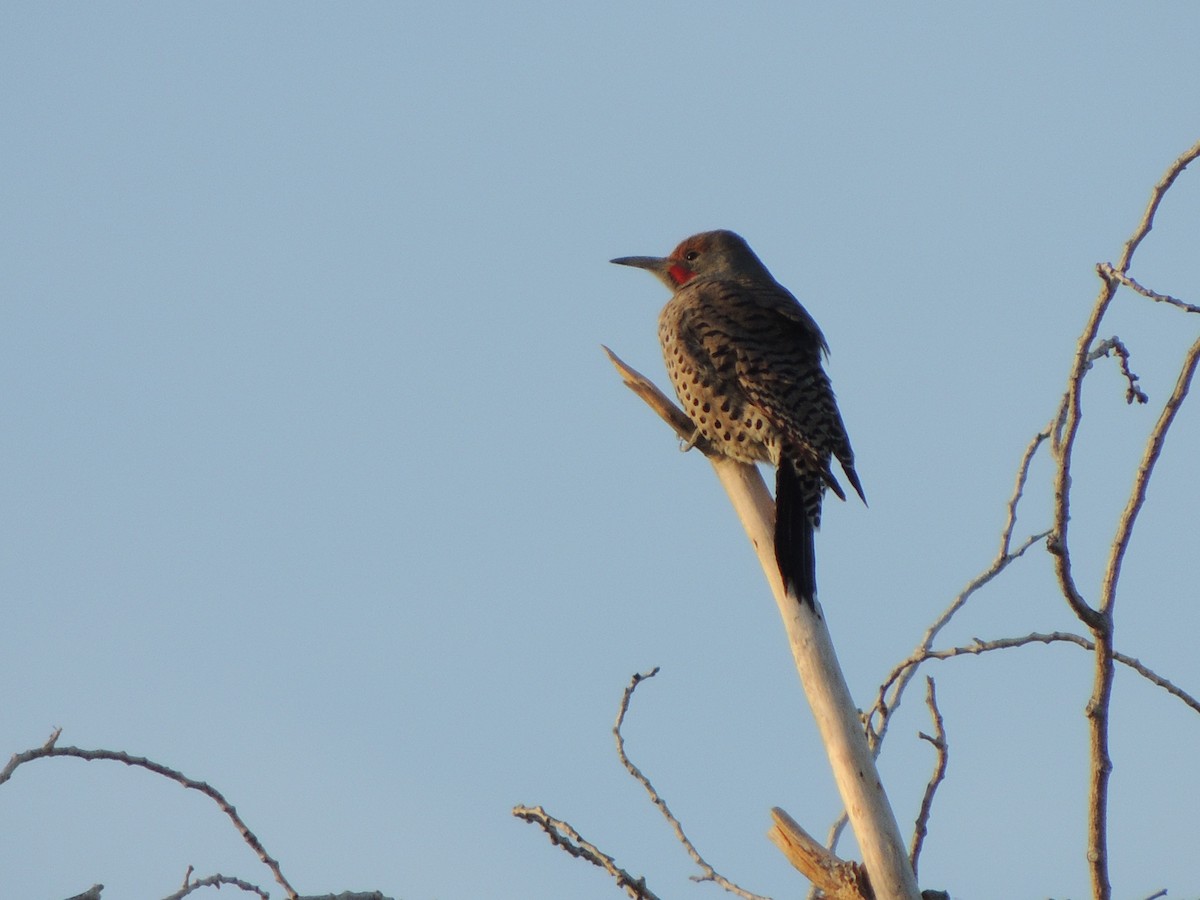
top-left (612, 229), bottom-right (864, 606)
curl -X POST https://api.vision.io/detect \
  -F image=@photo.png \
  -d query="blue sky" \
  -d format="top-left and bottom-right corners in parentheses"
top-left (3, 4), bottom-right (1200, 898)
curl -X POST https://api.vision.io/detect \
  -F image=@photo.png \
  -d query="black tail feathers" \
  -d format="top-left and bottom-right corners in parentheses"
top-left (775, 463), bottom-right (818, 606)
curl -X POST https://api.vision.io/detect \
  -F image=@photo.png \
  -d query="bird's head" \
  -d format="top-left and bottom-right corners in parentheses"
top-left (611, 229), bottom-right (772, 291)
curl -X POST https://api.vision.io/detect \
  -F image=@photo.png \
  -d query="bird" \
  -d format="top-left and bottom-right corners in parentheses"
top-left (611, 229), bottom-right (864, 606)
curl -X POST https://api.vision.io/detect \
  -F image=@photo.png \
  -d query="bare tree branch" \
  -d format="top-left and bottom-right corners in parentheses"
top-left (602, 345), bottom-right (712, 449)
top-left (1101, 265), bottom-right (1200, 315)
top-left (909, 678), bottom-right (948, 881)
top-left (840, 423), bottom-right (1051, 861)
top-left (1001, 429), bottom-right (1051, 557)
top-left (601, 140), bottom-right (1200, 900)
top-left (0, 730), bottom-right (297, 900)
top-left (613, 669), bottom-right (769, 900)
top-left (162, 873), bottom-right (269, 900)
top-left (512, 805), bottom-right (663, 900)
top-left (1089, 336), bottom-right (1149, 405)
top-left (1076, 332), bottom-right (1200, 900)
top-left (768, 808), bottom-right (871, 900)
top-left (1102, 334), bottom-right (1200, 615)
top-left (607, 349), bottom-right (920, 900)
top-left (865, 417), bottom-right (1051, 747)
top-left (867, 528), bottom-right (1048, 748)
top-left (876, 630), bottom-right (1200, 716)
top-left (1064, 138), bottom-right (1200, 900)
top-left (1115, 138), bottom-right (1200, 271)
top-left (1048, 274), bottom-right (1113, 630)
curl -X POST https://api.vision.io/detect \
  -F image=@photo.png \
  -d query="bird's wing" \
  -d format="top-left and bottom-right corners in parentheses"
top-left (694, 282), bottom-right (865, 503)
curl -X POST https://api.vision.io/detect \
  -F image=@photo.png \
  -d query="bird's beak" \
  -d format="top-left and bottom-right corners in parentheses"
top-left (610, 255), bottom-right (671, 276)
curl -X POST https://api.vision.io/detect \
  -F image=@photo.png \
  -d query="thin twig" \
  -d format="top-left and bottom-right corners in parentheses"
top-left (865, 424), bottom-right (1051, 747)
top-left (613, 669), bottom-right (769, 900)
top-left (1101, 335), bottom-right (1200, 615)
top-left (840, 433), bottom-right (1052, 861)
top-left (1001, 429), bottom-right (1051, 557)
top-left (1115, 138), bottom-right (1200, 271)
top-left (161, 873), bottom-right (269, 900)
top-left (866, 526), bottom-right (1048, 746)
top-left (910, 678), bottom-right (948, 880)
top-left (512, 805), bottom-right (662, 900)
top-left (1048, 272), bottom-right (1114, 630)
top-left (0, 731), bottom-right (296, 900)
top-left (1090, 336), bottom-right (1149, 405)
top-left (1103, 265), bottom-right (1200, 315)
top-left (876, 630), bottom-right (1200, 716)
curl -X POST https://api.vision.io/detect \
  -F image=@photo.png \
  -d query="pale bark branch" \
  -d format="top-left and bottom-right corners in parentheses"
top-left (512, 805), bottom-right (663, 900)
top-left (909, 678), bottom-right (947, 881)
top-left (602, 345), bottom-right (711, 448)
top-left (1089, 336), bottom-right (1149, 405)
top-left (1101, 334), bottom-right (1200, 615)
top-left (1115, 138), bottom-right (1200, 271)
top-left (1048, 137), bottom-right (1200, 900)
top-left (1001, 429), bottom-right (1051, 557)
top-left (1048, 275), bottom-right (1113, 630)
top-left (613, 669), bottom-right (767, 899)
top-left (1, 730), bottom-right (298, 900)
top-left (865, 419), bottom-right (1051, 748)
top-left (864, 427), bottom-right (1051, 748)
top-left (876, 630), bottom-right (1200, 716)
top-left (606, 349), bottom-right (920, 900)
top-left (162, 873), bottom-right (269, 900)
top-left (1100, 266), bottom-right (1200, 315)
top-left (598, 140), bottom-right (1200, 900)
top-left (865, 140), bottom-right (1200, 900)
top-left (866, 527), bottom-right (1049, 749)
top-left (850, 429), bottom-right (1051, 864)
top-left (768, 808), bottom-right (871, 900)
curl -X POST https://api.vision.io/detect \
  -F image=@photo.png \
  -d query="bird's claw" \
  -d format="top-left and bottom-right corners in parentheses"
top-left (679, 428), bottom-right (702, 453)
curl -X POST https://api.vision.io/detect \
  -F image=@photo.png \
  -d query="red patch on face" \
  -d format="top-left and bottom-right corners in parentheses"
top-left (668, 263), bottom-right (695, 285)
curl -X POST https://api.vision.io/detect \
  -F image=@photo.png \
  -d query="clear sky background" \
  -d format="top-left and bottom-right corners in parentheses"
top-left (3, 4), bottom-right (1200, 899)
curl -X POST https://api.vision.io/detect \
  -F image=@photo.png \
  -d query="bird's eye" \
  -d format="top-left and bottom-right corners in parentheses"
top-left (684, 250), bottom-right (700, 262)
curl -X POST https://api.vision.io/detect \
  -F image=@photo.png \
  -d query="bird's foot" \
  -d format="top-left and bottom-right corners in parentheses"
top-left (679, 428), bottom-right (702, 453)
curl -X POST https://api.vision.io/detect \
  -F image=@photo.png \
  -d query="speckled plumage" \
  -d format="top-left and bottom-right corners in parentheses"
top-left (613, 230), bottom-right (864, 604)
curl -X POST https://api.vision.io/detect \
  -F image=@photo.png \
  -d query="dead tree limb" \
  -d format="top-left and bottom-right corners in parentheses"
top-left (1, 730), bottom-right (298, 900)
top-left (909, 678), bottom-right (948, 880)
top-left (1047, 137), bottom-right (1200, 900)
top-left (161, 873), bottom-right (269, 900)
top-left (612, 669), bottom-right (768, 900)
top-left (768, 807), bottom-right (872, 900)
top-left (605, 347), bottom-right (920, 900)
top-left (875, 630), bottom-right (1200, 719)
top-left (512, 805), bottom-right (663, 900)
